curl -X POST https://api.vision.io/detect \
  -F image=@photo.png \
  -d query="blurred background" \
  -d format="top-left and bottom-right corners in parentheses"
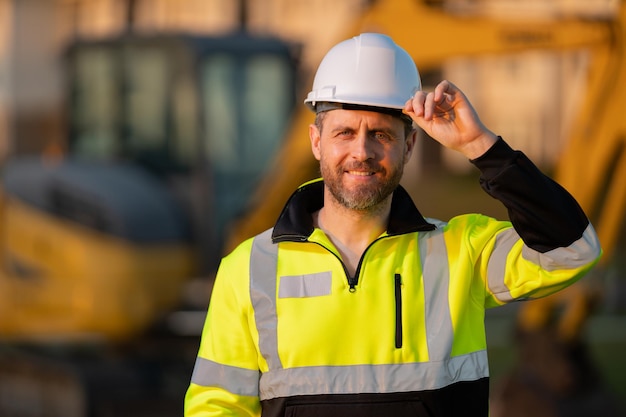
top-left (0, 0), bottom-right (625, 416)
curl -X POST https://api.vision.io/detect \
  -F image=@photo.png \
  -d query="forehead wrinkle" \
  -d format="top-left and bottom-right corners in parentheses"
top-left (324, 110), bottom-right (402, 137)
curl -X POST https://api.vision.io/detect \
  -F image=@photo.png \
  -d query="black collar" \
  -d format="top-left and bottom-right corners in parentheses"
top-left (271, 179), bottom-right (435, 243)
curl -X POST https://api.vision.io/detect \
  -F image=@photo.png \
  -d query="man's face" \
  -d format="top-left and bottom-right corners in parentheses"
top-left (309, 109), bottom-right (416, 211)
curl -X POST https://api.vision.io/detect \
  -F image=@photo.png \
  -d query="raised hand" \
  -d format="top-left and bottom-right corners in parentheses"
top-left (403, 80), bottom-right (498, 160)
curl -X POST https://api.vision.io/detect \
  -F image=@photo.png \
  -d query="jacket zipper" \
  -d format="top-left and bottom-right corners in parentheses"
top-left (310, 236), bottom-right (392, 292)
top-left (395, 273), bottom-right (403, 349)
top-left (348, 236), bottom-right (390, 292)
top-left (308, 241), bottom-right (356, 291)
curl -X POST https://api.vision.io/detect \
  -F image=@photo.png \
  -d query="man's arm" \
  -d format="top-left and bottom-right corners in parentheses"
top-left (405, 79), bottom-right (598, 252)
top-left (406, 80), bottom-right (601, 306)
top-left (470, 137), bottom-right (590, 252)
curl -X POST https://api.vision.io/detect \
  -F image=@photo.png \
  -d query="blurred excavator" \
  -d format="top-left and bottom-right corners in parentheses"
top-left (0, 0), bottom-right (625, 416)
top-left (0, 30), bottom-right (300, 416)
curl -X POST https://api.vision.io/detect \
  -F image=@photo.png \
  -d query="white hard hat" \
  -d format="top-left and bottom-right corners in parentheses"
top-left (304, 33), bottom-right (421, 113)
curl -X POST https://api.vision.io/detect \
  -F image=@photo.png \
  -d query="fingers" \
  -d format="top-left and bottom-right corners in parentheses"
top-left (404, 92), bottom-right (423, 121)
top-left (424, 91), bottom-right (440, 120)
top-left (404, 80), bottom-right (457, 121)
top-left (403, 79), bottom-right (495, 157)
top-left (432, 80), bottom-right (460, 112)
top-left (404, 93), bottom-right (438, 121)
top-left (434, 79), bottom-right (453, 102)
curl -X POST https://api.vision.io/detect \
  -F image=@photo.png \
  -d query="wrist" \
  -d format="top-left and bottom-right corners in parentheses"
top-left (462, 131), bottom-right (499, 160)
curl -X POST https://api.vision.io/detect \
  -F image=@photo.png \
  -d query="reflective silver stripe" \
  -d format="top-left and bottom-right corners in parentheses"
top-left (419, 229), bottom-right (453, 361)
top-left (487, 228), bottom-right (520, 303)
top-left (259, 351), bottom-right (488, 400)
top-left (191, 357), bottom-right (260, 396)
top-left (521, 223), bottom-right (601, 272)
top-left (487, 224), bottom-right (601, 303)
top-left (279, 271), bottom-right (332, 298)
top-left (250, 229), bottom-right (282, 370)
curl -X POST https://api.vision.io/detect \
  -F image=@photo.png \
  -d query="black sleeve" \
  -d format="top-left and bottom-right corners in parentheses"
top-left (470, 137), bottom-right (589, 253)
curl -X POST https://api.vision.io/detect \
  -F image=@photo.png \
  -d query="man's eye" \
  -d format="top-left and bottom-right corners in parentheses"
top-left (374, 132), bottom-right (391, 141)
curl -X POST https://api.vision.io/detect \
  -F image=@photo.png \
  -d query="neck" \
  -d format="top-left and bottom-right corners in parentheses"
top-left (313, 189), bottom-right (391, 276)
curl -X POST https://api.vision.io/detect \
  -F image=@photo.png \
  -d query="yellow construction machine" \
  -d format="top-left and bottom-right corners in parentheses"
top-left (0, 31), bottom-right (299, 416)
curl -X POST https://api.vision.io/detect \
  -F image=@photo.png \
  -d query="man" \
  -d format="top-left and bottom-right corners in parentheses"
top-left (185, 33), bottom-right (601, 416)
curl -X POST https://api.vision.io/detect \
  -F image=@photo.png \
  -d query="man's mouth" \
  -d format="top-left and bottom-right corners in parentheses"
top-left (346, 170), bottom-right (375, 176)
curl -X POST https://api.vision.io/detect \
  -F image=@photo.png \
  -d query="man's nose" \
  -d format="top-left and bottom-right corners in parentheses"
top-left (351, 132), bottom-right (375, 161)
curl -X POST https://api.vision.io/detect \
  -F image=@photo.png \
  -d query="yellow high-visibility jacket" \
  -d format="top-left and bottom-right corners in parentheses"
top-left (185, 139), bottom-right (601, 417)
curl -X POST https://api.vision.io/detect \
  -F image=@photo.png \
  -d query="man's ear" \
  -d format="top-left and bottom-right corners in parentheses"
top-left (309, 123), bottom-right (322, 161)
top-left (404, 129), bottom-right (418, 165)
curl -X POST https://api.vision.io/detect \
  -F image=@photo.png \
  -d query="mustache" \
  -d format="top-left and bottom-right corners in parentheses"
top-left (342, 162), bottom-right (383, 172)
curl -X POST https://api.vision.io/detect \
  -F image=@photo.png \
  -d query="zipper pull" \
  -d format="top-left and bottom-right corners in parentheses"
top-left (348, 277), bottom-right (358, 293)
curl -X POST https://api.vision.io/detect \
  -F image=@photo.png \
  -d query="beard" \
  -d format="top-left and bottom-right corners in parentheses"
top-left (320, 160), bottom-right (404, 211)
